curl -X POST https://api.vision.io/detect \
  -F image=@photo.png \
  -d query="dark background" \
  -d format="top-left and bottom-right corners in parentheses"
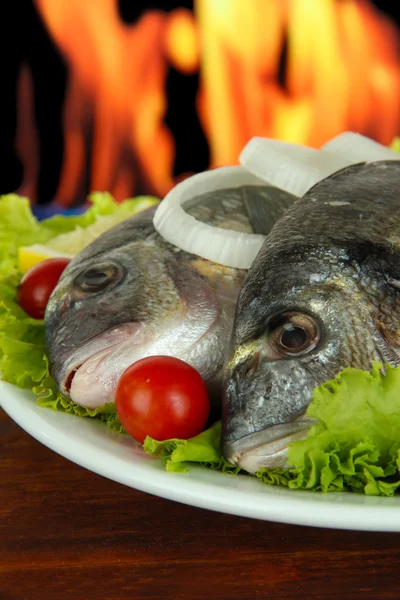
top-left (0, 0), bottom-right (398, 207)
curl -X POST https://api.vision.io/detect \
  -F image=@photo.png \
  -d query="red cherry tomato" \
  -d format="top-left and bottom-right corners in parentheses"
top-left (115, 356), bottom-right (210, 444)
top-left (18, 258), bottom-right (71, 319)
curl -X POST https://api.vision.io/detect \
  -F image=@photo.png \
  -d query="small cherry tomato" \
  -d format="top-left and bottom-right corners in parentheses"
top-left (115, 356), bottom-right (210, 444)
top-left (18, 258), bottom-right (71, 319)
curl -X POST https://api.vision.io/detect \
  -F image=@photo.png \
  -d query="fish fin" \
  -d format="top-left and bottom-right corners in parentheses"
top-left (243, 186), bottom-right (297, 236)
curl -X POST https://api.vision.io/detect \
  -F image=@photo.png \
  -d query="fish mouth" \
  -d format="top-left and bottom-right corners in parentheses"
top-left (55, 308), bottom-right (223, 409)
top-left (222, 415), bottom-right (316, 474)
top-left (57, 322), bottom-right (141, 402)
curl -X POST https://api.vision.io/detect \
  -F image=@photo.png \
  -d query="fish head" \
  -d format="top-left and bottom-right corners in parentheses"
top-left (222, 240), bottom-right (400, 473)
top-left (45, 210), bottom-right (227, 409)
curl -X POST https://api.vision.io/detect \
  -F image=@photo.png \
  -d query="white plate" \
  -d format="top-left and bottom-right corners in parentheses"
top-left (2, 380), bottom-right (400, 532)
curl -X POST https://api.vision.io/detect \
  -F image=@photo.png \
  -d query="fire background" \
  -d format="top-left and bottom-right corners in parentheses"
top-left (0, 0), bottom-right (399, 218)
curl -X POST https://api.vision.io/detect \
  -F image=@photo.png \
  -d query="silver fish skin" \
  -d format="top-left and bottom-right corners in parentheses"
top-left (45, 185), bottom-right (295, 410)
top-left (222, 160), bottom-right (400, 473)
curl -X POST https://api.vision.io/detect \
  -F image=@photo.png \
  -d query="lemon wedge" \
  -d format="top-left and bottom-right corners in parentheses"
top-left (18, 198), bottom-right (159, 274)
top-left (18, 245), bottom-right (73, 274)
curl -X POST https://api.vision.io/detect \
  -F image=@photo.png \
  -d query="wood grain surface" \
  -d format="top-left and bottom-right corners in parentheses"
top-left (1, 407), bottom-right (400, 600)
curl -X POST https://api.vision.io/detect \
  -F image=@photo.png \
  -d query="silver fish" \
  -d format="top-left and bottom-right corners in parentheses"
top-left (45, 185), bottom-right (295, 410)
top-left (222, 160), bottom-right (400, 473)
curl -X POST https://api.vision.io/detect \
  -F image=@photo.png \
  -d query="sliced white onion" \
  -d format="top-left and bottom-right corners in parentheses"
top-left (239, 137), bottom-right (353, 197)
top-left (153, 166), bottom-right (273, 269)
top-left (322, 131), bottom-right (400, 163)
top-left (239, 137), bottom-right (351, 196)
top-left (155, 133), bottom-right (398, 269)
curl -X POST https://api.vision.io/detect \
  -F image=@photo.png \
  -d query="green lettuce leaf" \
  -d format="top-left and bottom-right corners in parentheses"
top-left (0, 192), bottom-right (158, 251)
top-left (143, 422), bottom-right (240, 474)
top-left (0, 192), bottom-right (157, 431)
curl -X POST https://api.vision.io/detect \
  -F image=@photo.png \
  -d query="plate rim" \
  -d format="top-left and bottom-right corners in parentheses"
top-left (2, 380), bottom-right (400, 532)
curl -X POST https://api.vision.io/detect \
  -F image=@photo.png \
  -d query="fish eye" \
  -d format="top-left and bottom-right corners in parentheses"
top-left (267, 312), bottom-right (321, 357)
top-left (74, 263), bottom-right (124, 293)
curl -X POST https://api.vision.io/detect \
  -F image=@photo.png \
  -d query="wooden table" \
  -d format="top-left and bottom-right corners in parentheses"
top-left (2, 408), bottom-right (400, 600)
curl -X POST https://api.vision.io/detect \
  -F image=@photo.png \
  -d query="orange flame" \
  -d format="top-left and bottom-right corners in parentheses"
top-left (196, 0), bottom-right (400, 167)
top-left (34, 0), bottom-right (180, 205)
top-left (17, 0), bottom-right (400, 205)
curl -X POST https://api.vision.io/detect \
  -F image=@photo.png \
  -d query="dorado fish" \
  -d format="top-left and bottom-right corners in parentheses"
top-left (222, 160), bottom-right (400, 473)
top-left (45, 185), bottom-right (295, 410)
